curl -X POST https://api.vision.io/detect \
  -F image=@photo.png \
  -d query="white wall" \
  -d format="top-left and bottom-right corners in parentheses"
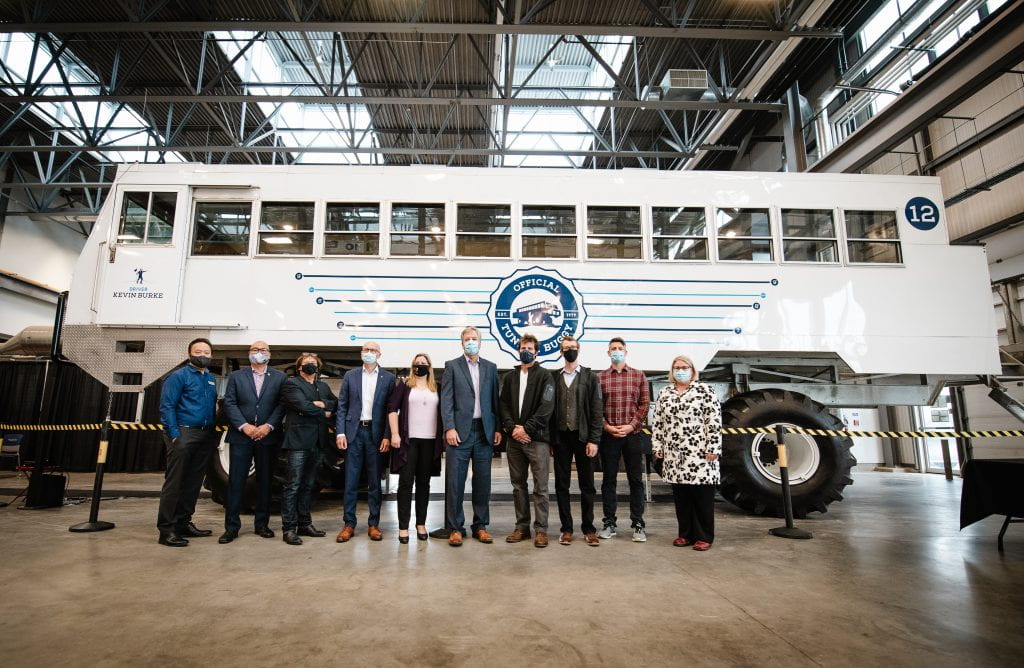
top-left (963, 382), bottom-right (1024, 459)
top-left (0, 212), bottom-right (89, 338)
top-left (838, 407), bottom-right (884, 465)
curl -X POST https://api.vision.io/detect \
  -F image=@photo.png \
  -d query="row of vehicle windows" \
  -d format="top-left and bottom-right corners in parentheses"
top-left (117, 192), bottom-right (903, 264)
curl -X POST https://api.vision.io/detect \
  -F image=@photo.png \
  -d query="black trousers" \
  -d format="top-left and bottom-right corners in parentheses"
top-left (157, 427), bottom-right (218, 535)
top-left (397, 438), bottom-right (434, 529)
top-left (224, 439), bottom-right (277, 533)
top-left (672, 483), bottom-right (715, 544)
top-left (600, 432), bottom-right (645, 529)
top-left (553, 429), bottom-right (597, 534)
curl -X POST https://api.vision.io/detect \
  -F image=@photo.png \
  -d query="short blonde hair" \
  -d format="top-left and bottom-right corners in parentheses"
top-left (670, 354), bottom-right (698, 382)
top-left (405, 352), bottom-right (437, 392)
top-left (460, 326), bottom-right (480, 342)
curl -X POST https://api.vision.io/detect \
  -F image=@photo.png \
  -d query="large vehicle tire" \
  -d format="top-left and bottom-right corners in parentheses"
top-left (204, 432), bottom-right (326, 512)
top-left (719, 389), bottom-right (856, 518)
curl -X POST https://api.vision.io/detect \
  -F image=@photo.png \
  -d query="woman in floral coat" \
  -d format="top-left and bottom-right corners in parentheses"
top-left (651, 354), bottom-right (722, 551)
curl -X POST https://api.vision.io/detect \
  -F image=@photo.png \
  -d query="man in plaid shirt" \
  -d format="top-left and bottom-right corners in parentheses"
top-left (598, 337), bottom-right (651, 542)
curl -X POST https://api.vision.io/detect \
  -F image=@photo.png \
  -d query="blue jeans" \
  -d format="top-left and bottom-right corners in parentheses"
top-left (445, 420), bottom-right (492, 535)
top-left (343, 425), bottom-right (382, 528)
top-left (224, 440), bottom-right (277, 533)
top-left (281, 448), bottom-right (321, 532)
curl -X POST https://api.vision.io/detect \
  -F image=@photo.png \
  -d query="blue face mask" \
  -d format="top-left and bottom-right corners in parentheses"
top-left (519, 350), bottom-right (536, 365)
top-left (249, 352), bottom-right (269, 365)
top-left (610, 350), bottom-right (626, 364)
top-left (464, 340), bottom-right (480, 356)
top-left (361, 352), bottom-right (378, 365)
top-left (673, 368), bottom-right (693, 383)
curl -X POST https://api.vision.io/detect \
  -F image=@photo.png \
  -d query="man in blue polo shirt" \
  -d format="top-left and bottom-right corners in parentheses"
top-left (157, 338), bottom-right (219, 547)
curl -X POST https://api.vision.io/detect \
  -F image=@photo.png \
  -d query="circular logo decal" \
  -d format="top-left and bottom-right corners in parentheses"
top-left (487, 267), bottom-right (587, 363)
top-left (905, 196), bottom-right (940, 231)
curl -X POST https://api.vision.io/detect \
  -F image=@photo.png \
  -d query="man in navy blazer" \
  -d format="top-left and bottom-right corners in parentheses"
top-left (335, 341), bottom-right (396, 542)
top-left (440, 326), bottom-right (502, 546)
top-left (219, 340), bottom-right (287, 543)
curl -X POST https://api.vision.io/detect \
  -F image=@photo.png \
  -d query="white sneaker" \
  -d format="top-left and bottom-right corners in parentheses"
top-left (632, 526), bottom-right (647, 542)
top-left (598, 525), bottom-right (616, 539)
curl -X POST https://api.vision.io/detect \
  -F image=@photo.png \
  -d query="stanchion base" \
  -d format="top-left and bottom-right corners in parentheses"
top-left (429, 527), bottom-right (451, 539)
top-left (69, 521), bottom-right (116, 533)
top-left (769, 526), bottom-right (812, 539)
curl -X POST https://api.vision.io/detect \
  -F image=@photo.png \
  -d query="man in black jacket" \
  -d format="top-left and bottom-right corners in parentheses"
top-left (499, 333), bottom-right (555, 547)
top-left (549, 335), bottom-right (604, 546)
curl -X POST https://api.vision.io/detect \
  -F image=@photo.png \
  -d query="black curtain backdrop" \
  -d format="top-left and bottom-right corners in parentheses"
top-left (0, 360), bottom-right (169, 472)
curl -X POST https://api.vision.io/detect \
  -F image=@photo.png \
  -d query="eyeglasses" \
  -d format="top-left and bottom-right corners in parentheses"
top-left (249, 347), bottom-right (269, 353)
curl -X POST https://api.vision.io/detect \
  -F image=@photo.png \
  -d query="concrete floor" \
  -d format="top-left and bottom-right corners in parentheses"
top-left (1, 469), bottom-right (1022, 667)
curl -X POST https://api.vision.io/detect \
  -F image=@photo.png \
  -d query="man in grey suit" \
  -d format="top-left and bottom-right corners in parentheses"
top-left (219, 340), bottom-right (287, 543)
top-left (335, 341), bottom-right (396, 542)
top-left (440, 326), bottom-right (502, 546)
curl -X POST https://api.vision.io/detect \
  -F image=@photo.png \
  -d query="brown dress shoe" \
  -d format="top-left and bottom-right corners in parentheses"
top-left (585, 532), bottom-right (600, 546)
top-left (558, 531), bottom-right (572, 545)
top-left (336, 525), bottom-right (355, 543)
top-left (367, 526), bottom-right (383, 541)
top-left (449, 530), bottom-right (463, 547)
top-left (534, 531), bottom-right (549, 548)
top-left (505, 528), bottom-right (530, 543)
top-left (473, 528), bottom-right (494, 544)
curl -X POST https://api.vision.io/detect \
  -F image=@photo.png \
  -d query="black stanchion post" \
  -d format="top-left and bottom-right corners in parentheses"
top-left (769, 424), bottom-right (812, 540)
top-left (429, 452), bottom-right (451, 539)
top-left (69, 394), bottom-right (116, 533)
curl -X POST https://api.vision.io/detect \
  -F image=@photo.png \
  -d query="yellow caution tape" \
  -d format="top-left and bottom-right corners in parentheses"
top-left (0, 422), bottom-right (1020, 438)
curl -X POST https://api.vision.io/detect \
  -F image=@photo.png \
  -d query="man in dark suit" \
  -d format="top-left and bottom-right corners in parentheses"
top-left (335, 341), bottom-right (396, 542)
top-left (440, 326), bottom-right (502, 547)
top-left (218, 340), bottom-right (287, 544)
top-left (500, 333), bottom-right (555, 548)
top-left (549, 335), bottom-right (604, 547)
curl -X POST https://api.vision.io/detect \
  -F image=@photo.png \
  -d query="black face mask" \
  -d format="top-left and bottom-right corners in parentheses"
top-left (413, 364), bottom-right (430, 377)
top-left (562, 349), bottom-right (579, 363)
top-left (189, 355), bottom-right (212, 369)
top-left (300, 363), bottom-right (319, 375)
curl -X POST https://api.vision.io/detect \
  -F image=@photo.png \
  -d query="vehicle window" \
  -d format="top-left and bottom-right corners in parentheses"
top-left (652, 207), bottom-right (707, 261)
top-left (191, 202), bottom-right (251, 256)
top-left (716, 208), bottom-right (773, 262)
top-left (522, 206), bottom-right (576, 259)
top-left (391, 203), bottom-right (445, 257)
top-left (258, 202), bottom-right (315, 255)
top-left (117, 191), bottom-right (176, 244)
top-left (325, 203), bottom-right (379, 256)
top-left (586, 206), bottom-right (642, 259)
top-left (845, 210), bottom-right (902, 263)
top-left (456, 204), bottom-right (511, 258)
top-left (781, 208), bottom-right (838, 263)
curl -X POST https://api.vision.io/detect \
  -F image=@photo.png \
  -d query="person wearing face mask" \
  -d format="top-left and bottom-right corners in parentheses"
top-left (335, 341), bottom-right (396, 543)
top-left (499, 334), bottom-right (556, 547)
top-left (157, 338), bottom-right (219, 547)
top-left (549, 335), bottom-right (604, 547)
top-left (598, 337), bottom-right (652, 542)
top-left (439, 326), bottom-right (502, 547)
top-left (280, 353), bottom-right (337, 546)
top-left (387, 353), bottom-right (443, 543)
top-left (218, 340), bottom-right (287, 544)
top-left (651, 354), bottom-right (722, 551)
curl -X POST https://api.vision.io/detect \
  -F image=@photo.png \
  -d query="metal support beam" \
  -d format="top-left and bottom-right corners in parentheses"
top-left (0, 92), bottom-right (782, 112)
top-left (0, 144), bottom-right (732, 159)
top-left (783, 83), bottom-right (807, 172)
top-left (811, 0), bottom-right (1024, 173)
top-left (0, 21), bottom-right (845, 40)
